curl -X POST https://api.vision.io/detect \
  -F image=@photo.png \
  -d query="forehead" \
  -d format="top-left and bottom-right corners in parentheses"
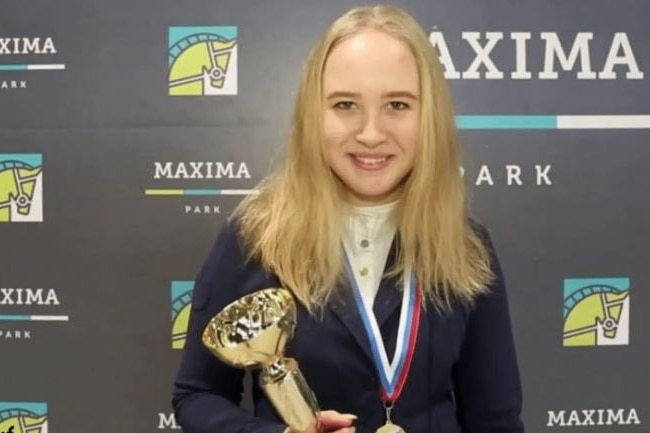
top-left (323, 29), bottom-right (419, 93)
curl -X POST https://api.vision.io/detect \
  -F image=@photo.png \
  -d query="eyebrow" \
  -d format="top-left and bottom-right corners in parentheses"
top-left (326, 91), bottom-right (419, 100)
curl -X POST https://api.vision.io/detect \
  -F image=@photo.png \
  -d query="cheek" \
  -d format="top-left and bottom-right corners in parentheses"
top-left (396, 121), bottom-right (419, 155)
top-left (323, 112), bottom-right (350, 151)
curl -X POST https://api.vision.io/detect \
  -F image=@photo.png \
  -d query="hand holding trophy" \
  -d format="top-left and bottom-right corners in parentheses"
top-left (201, 288), bottom-right (322, 431)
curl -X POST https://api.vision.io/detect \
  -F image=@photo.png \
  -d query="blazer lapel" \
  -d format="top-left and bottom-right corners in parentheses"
top-left (328, 281), bottom-right (375, 362)
top-left (373, 275), bottom-right (402, 329)
top-left (329, 236), bottom-right (403, 362)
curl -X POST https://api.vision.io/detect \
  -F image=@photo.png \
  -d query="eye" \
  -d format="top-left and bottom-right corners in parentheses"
top-left (333, 101), bottom-right (356, 110)
top-left (388, 101), bottom-right (410, 111)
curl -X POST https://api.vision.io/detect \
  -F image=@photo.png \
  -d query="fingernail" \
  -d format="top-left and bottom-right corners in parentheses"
top-left (343, 414), bottom-right (358, 419)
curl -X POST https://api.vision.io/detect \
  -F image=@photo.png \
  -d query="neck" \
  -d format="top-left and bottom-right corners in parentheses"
top-left (341, 187), bottom-right (404, 207)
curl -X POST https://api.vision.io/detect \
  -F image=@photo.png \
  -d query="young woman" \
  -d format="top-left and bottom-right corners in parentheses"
top-left (173, 5), bottom-right (524, 433)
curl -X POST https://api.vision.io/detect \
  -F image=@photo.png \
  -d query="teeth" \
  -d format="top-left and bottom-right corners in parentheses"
top-left (355, 156), bottom-right (387, 165)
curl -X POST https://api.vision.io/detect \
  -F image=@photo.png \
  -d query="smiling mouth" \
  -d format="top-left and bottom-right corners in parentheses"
top-left (350, 154), bottom-right (393, 169)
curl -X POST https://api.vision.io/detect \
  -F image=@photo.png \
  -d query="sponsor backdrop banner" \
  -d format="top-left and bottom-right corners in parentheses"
top-left (0, 0), bottom-right (647, 432)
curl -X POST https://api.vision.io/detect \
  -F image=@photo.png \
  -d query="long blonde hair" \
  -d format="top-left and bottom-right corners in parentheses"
top-left (232, 5), bottom-right (493, 312)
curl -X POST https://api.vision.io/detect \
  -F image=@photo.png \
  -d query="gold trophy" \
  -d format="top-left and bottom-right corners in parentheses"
top-left (202, 288), bottom-right (320, 431)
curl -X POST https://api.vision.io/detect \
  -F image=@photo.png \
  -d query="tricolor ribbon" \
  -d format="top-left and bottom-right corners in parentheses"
top-left (343, 254), bottom-right (422, 403)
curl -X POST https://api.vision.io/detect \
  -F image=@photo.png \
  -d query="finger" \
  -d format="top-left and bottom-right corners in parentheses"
top-left (319, 411), bottom-right (357, 429)
top-left (319, 410), bottom-right (357, 421)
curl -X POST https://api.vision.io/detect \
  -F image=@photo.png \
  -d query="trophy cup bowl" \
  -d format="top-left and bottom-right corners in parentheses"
top-left (202, 287), bottom-right (320, 431)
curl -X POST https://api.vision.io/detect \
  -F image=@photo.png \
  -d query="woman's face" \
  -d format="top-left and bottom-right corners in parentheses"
top-left (322, 29), bottom-right (420, 206)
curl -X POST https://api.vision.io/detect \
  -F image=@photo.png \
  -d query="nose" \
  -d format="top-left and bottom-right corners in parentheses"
top-left (355, 111), bottom-right (387, 147)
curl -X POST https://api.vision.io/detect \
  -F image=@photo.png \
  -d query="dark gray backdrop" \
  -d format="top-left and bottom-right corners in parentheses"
top-left (1, 0), bottom-right (648, 432)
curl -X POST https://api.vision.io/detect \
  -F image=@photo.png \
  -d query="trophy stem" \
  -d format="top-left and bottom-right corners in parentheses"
top-left (260, 357), bottom-right (320, 431)
top-left (265, 356), bottom-right (290, 381)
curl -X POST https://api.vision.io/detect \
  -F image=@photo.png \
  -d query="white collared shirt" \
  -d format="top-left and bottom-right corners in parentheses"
top-left (341, 201), bottom-right (398, 310)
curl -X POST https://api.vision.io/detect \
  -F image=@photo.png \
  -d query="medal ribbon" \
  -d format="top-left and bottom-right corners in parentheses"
top-left (343, 254), bottom-right (422, 403)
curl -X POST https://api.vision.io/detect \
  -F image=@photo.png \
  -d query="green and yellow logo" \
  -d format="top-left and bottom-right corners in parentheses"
top-left (168, 26), bottom-right (238, 96)
top-left (563, 278), bottom-right (630, 347)
top-left (171, 281), bottom-right (194, 349)
top-left (0, 402), bottom-right (47, 433)
top-left (0, 154), bottom-right (43, 222)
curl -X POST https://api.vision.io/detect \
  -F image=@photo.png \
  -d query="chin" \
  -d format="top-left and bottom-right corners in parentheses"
top-left (351, 189), bottom-right (397, 204)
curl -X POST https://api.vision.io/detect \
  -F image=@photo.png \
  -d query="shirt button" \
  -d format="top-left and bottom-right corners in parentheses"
top-left (360, 239), bottom-right (370, 248)
top-left (360, 267), bottom-right (369, 276)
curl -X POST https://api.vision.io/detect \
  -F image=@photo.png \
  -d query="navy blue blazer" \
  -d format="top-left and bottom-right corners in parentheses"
top-left (172, 219), bottom-right (524, 433)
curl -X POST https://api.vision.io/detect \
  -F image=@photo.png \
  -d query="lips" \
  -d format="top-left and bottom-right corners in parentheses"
top-left (349, 154), bottom-right (393, 170)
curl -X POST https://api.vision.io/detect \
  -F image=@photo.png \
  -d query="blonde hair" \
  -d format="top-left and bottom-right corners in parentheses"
top-left (232, 5), bottom-right (493, 312)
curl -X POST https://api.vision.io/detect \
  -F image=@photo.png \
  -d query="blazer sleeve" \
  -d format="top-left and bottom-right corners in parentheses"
top-left (452, 224), bottom-right (525, 433)
top-left (172, 219), bottom-right (288, 433)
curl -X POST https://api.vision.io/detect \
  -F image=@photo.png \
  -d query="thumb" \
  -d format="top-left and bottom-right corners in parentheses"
top-left (319, 410), bottom-right (357, 429)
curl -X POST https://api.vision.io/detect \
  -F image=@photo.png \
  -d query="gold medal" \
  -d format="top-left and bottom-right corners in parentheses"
top-left (375, 422), bottom-right (406, 433)
top-left (375, 402), bottom-right (406, 433)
